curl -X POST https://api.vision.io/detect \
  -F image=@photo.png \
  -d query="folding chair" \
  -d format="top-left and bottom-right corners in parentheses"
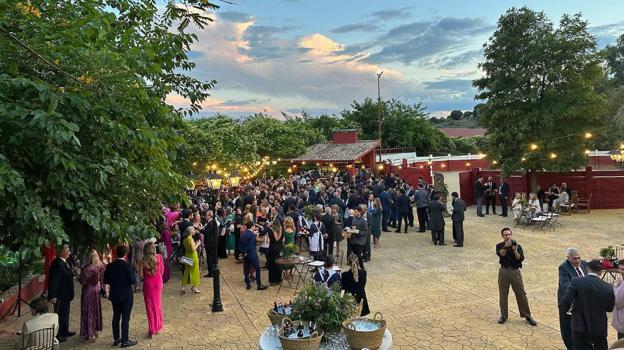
top-left (20, 325), bottom-right (56, 350)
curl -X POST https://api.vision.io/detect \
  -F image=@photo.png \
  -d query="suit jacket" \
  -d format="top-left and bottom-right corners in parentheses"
top-left (557, 260), bottom-right (588, 304)
top-left (48, 257), bottom-right (74, 302)
top-left (474, 181), bottom-right (485, 199)
top-left (499, 182), bottom-right (510, 197)
top-left (379, 191), bottom-right (391, 211)
top-left (484, 181), bottom-right (498, 198)
top-left (559, 274), bottom-right (615, 337)
top-left (202, 219), bottom-right (218, 248)
top-left (427, 201), bottom-right (446, 231)
top-left (397, 194), bottom-right (411, 213)
top-left (350, 217), bottom-right (368, 246)
top-left (414, 189), bottom-right (429, 208)
top-left (451, 198), bottom-right (466, 222)
top-left (320, 213), bottom-right (336, 241)
top-left (239, 229), bottom-right (258, 260)
top-left (103, 259), bottom-right (136, 303)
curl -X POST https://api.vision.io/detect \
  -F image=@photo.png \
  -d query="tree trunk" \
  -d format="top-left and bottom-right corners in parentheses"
top-left (528, 169), bottom-right (538, 193)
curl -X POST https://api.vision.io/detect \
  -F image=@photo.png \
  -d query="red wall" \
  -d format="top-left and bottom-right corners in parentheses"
top-left (402, 155), bottom-right (616, 172)
top-left (388, 164), bottom-right (432, 185)
top-left (458, 167), bottom-right (624, 209)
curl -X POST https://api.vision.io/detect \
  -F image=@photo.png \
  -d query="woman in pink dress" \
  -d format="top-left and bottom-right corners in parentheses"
top-left (79, 250), bottom-right (103, 343)
top-left (161, 204), bottom-right (180, 283)
top-left (141, 242), bottom-right (164, 338)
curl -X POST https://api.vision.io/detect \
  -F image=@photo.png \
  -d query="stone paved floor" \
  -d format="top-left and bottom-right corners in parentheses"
top-left (2, 208), bottom-right (624, 350)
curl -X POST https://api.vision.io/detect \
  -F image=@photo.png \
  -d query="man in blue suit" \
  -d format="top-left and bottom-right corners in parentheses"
top-left (557, 247), bottom-right (588, 350)
top-left (103, 246), bottom-right (137, 348)
top-left (379, 189), bottom-right (391, 232)
top-left (240, 220), bottom-right (268, 290)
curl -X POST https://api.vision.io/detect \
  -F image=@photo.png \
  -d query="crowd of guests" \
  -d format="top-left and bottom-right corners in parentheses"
top-left (13, 168), bottom-right (467, 348)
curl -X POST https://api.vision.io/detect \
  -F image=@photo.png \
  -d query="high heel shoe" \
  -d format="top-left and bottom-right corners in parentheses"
top-left (180, 288), bottom-right (185, 295)
top-left (191, 288), bottom-right (201, 294)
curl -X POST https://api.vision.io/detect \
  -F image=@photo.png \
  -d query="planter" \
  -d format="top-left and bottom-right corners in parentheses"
top-left (343, 312), bottom-right (386, 350)
top-left (279, 318), bottom-right (323, 350)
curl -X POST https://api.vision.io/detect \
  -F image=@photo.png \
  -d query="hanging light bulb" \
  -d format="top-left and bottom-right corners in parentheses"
top-left (529, 143), bottom-right (538, 151)
top-left (584, 132), bottom-right (593, 139)
top-left (549, 153), bottom-right (557, 159)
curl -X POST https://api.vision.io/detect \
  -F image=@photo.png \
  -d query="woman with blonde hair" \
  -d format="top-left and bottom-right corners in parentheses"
top-left (181, 226), bottom-right (201, 295)
top-left (79, 249), bottom-right (103, 343)
top-left (141, 242), bottom-right (164, 338)
top-left (283, 216), bottom-right (296, 246)
top-left (340, 253), bottom-right (370, 316)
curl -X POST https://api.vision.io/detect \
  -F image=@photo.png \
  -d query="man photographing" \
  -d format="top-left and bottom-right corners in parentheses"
top-left (495, 228), bottom-right (537, 326)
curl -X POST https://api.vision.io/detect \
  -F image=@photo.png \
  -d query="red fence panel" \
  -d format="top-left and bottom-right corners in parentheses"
top-left (459, 171), bottom-right (474, 204)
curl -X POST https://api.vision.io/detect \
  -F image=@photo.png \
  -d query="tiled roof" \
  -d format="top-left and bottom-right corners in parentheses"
top-left (438, 128), bottom-right (487, 137)
top-left (289, 140), bottom-right (379, 162)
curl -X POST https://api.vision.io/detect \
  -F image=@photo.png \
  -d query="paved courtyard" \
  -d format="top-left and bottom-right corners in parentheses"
top-left (2, 208), bottom-right (624, 350)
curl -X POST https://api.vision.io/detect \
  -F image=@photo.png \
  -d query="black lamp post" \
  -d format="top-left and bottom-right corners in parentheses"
top-left (206, 171), bottom-right (224, 312)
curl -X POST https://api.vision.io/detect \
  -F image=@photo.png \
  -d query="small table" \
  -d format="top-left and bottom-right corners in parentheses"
top-left (276, 256), bottom-right (312, 292)
top-left (258, 327), bottom-right (393, 350)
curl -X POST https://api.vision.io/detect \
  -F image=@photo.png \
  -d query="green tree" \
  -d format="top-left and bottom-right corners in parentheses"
top-left (0, 0), bottom-right (217, 255)
top-left (603, 34), bottom-right (624, 86)
top-left (474, 8), bottom-right (605, 189)
top-left (449, 110), bottom-right (464, 120)
top-left (242, 114), bottom-right (318, 159)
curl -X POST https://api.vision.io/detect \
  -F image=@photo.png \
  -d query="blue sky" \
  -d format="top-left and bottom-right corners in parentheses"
top-left (166, 0), bottom-right (624, 118)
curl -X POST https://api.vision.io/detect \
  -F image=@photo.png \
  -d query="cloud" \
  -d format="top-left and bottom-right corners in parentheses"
top-left (435, 49), bottom-right (483, 69)
top-left (365, 17), bottom-right (493, 65)
top-left (238, 25), bottom-right (297, 60)
top-left (589, 21), bottom-right (624, 48)
top-left (219, 11), bottom-right (254, 23)
top-left (423, 78), bottom-right (474, 93)
top-left (371, 7), bottom-right (412, 21)
top-left (331, 22), bottom-right (378, 34)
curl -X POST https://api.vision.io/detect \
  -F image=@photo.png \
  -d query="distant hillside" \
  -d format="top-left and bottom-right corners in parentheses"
top-left (432, 118), bottom-right (480, 128)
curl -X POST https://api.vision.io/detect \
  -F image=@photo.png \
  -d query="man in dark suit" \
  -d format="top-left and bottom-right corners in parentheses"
top-left (321, 206), bottom-right (336, 256)
top-left (372, 180), bottom-right (383, 198)
top-left (498, 178), bottom-right (510, 217)
top-left (48, 243), bottom-right (75, 342)
top-left (202, 210), bottom-right (218, 278)
top-left (379, 189), bottom-right (391, 232)
top-left (558, 247), bottom-right (589, 350)
top-left (474, 176), bottom-right (485, 217)
top-left (395, 189), bottom-right (411, 233)
top-left (559, 259), bottom-right (615, 350)
top-left (484, 176), bottom-right (498, 215)
top-left (178, 208), bottom-right (193, 237)
top-left (414, 184), bottom-right (429, 232)
top-left (240, 220), bottom-right (268, 290)
top-left (451, 192), bottom-right (466, 247)
top-left (428, 194), bottom-right (446, 245)
top-left (103, 246), bottom-right (137, 348)
top-left (405, 184), bottom-right (415, 227)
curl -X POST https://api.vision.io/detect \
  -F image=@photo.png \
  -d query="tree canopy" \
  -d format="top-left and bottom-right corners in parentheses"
top-left (0, 0), bottom-right (217, 255)
top-left (474, 7), bottom-right (606, 182)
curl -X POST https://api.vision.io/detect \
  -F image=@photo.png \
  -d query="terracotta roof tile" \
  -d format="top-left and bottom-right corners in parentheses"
top-left (289, 140), bottom-right (379, 162)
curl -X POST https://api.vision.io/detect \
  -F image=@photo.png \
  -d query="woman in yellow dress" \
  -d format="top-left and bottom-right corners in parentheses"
top-left (181, 226), bottom-right (201, 295)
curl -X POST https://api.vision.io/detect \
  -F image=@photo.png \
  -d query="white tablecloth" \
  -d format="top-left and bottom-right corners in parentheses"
top-left (259, 327), bottom-right (393, 349)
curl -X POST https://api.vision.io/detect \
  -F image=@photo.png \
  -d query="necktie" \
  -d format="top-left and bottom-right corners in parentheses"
top-left (575, 267), bottom-right (583, 277)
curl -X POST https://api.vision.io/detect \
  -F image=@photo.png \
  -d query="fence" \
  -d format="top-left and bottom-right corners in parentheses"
top-left (458, 167), bottom-right (624, 209)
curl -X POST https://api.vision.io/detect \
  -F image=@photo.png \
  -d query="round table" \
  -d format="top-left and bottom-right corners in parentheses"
top-left (259, 327), bottom-right (393, 349)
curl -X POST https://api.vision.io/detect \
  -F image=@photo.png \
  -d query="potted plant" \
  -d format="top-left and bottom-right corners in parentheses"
top-left (304, 204), bottom-right (316, 220)
top-left (282, 243), bottom-right (298, 259)
top-left (599, 245), bottom-right (617, 269)
top-left (291, 282), bottom-right (356, 336)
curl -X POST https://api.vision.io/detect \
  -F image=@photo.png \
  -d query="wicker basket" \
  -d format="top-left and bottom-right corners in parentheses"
top-left (267, 309), bottom-right (287, 326)
top-left (342, 312), bottom-right (386, 350)
top-left (278, 318), bottom-right (323, 350)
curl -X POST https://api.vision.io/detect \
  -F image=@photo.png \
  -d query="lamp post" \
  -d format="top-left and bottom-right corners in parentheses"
top-left (229, 170), bottom-right (241, 188)
top-left (205, 171), bottom-right (224, 312)
top-left (376, 72), bottom-right (383, 164)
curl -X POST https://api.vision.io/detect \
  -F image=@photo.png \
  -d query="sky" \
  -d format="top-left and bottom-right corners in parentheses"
top-left (166, 0), bottom-right (624, 119)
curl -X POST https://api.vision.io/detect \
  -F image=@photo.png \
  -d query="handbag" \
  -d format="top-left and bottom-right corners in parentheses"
top-left (180, 256), bottom-right (194, 266)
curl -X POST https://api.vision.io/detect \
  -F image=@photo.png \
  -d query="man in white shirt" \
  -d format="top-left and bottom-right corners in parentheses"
top-left (15, 297), bottom-right (59, 349)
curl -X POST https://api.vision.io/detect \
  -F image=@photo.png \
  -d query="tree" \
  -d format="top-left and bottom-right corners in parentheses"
top-left (341, 98), bottom-right (442, 154)
top-left (473, 8), bottom-right (605, 189)
top-left (449, 110), bottom-right (464, 120)
top-left (603, 34), bottom-right (624, 86)
top-left (242, 114), bottom-right (321, 159)
top-left (0, 0), bottom-right (217, 255)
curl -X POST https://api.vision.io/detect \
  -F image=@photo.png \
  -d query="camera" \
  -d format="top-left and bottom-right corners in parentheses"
top-left (511, 240), bottom-right (517, 246)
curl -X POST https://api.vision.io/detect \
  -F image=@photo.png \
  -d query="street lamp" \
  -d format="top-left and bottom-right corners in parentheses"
top-left (204, 170), bottom-right (224, 312)
top-left (206, 172), bottom-right (223, 190)
top-left (229, 170), bottom-right (241, 187)
top-left (376, 72), bottom-right (383, 164)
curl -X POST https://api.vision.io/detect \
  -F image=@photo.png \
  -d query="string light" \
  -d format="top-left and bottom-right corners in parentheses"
top-left (492, 160), bottom-right (498, 165)
top-left (549, 153), bottom-right (557, 159)
top-left (287, 168), bottom-right (292, 173)
top-left (466, 162), bottom-right (471, 167)
top-left (192, 161), bottom-right (198, 166)
top-left (378, 164), bottom-right (384, 170)
top-left (584, 150), bottom-right (591, 155)
top-left (529, 143), bottom-right (539, 151)
top-left (521, 157), bottom-right (526, 162)
top-left (584, 132), bottom-right (593, 139)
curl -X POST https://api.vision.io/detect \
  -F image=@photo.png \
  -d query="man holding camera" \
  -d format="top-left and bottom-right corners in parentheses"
top-left (495, 228), bottom-right (537, 326)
